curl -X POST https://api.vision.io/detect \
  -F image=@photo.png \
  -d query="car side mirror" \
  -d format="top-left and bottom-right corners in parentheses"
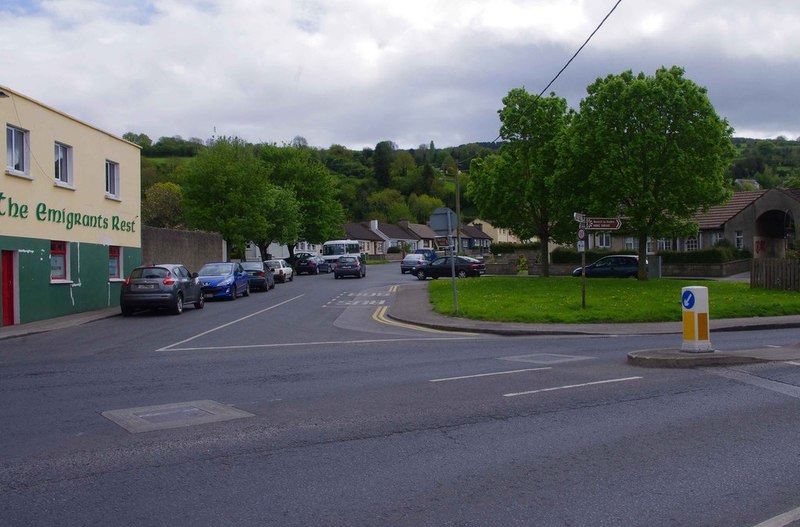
top-left (191, 272), bottom-right (198, 278)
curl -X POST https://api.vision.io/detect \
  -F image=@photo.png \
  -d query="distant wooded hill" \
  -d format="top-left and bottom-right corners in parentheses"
top-left (130, 132), bottom-right (800, 224)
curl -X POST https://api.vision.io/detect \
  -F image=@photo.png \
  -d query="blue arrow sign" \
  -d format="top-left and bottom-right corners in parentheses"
top-left (682, 290), bottom-right (695, 310)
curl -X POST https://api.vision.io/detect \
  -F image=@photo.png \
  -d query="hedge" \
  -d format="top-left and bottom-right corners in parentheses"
top-left (660, 246), bottom-right (751, 263)
top-left (490, 241), bottom-right (542, 255)
top-left (550, 247), bottom-right (635, 264)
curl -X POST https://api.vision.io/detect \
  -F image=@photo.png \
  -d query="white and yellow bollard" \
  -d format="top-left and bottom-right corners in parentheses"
top-left (681, 286), bottom-right (713, 352)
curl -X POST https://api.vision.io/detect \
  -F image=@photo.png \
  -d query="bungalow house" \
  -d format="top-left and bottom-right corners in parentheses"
top-left (342, 222), bottom-right (385, 257)
top-left (367, 219), bottom-right (419, 252)
top-left (590, 189), bottom-right (800, 257)
top-left (398, 220), bottom-right (437, 251)
top-left (469, 219), bottom-right (529, 244)
top-left (459, 224), bottom-right (493, 255)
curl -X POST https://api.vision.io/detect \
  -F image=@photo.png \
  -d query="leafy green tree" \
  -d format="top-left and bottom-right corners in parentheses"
top-left (408, 193), bottom-right (445, 223)
top-left (181, 137), bottom-right (272, 258)
top-left (390, 151), bottom-right (421, 194)
top-left (373, 141), bottom-right (396, 187)
top-left (556, 66), bottom-right (734, 278)
top-left (142, 182), bottom-right (183, 228)
top-left (468, 89), bottom-right (570, 276)
top-left (252, 186), bottom-right (302, 260)
top-left (256, 145), bottom-right (345, 259)
top-left (367, 188), bottom-right (414, 223)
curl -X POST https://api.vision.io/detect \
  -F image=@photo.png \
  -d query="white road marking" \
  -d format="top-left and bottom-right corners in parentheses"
top-left (430, 367), bottom-right (552, 383)
top-left (503, 376), bottom-right (643, 397)
top-left (786, 361), bottom-right (800, 367)
top-left (163, 336), bottom-right (477, 352)
top-left (712, 368), bottom-right (800, 399)
top-left (751, 505), bottom-right (800, 527)
top-left (157, 295), bottom-right (304, 351)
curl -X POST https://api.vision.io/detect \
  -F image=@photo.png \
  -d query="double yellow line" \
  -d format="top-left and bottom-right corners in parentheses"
top-left (372, 285), bottom-right (475, 335)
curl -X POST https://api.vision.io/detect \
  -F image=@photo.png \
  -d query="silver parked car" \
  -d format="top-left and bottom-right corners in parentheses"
top-left (120, 264), bottom-right (204, 316)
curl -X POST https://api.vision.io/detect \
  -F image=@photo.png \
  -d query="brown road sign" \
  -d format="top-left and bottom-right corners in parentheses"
top-left (586, 217), bottom-right (622, 230)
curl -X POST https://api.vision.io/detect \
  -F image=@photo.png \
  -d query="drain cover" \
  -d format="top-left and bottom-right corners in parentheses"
top-left (500, 353), bottom-right (593, 365)
top-left (102, 400), bottom-right (254, 433)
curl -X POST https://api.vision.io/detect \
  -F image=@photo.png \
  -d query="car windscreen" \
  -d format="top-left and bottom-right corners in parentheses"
top-left (199, 263), bottom-right (233, 275)
top-left (241, 262), bottom-right (263, 271)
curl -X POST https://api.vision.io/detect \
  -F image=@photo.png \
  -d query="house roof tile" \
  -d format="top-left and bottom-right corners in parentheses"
top-left (694, 190), bottom-right (765, 229)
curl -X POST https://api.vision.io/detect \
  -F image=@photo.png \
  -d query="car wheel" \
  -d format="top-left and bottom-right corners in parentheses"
top-left (230, 285), bottom-right (237, 300)
top-left (314, 267), bottom-right (319, 275)
top-left (243, 282), bottom-right (250, 296)
top-left (289, 273), bottom-right (293, 282)
top-left (121, 304), bottom-right (133, 317)
top-left (172, 293), bottom-right (184, 315)
top-left (195, 294), bottom-right (205, 309)
top-left (416, 270), bottom-right (426, 280)
top-left (270, 281), bottom-right (275, 289)
top-left (457, 270), bottom-right (467, 278)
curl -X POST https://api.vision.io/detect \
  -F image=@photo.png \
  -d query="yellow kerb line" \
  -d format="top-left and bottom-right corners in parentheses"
top-left (372, 306), bottom-right (475, 335)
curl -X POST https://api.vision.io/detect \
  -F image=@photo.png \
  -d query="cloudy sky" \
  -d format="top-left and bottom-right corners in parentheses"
top-left (2, 0), bottom-right (798, 150)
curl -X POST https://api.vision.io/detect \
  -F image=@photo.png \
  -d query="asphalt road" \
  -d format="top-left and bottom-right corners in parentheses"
top-left (2, 263), bottom-right (800, 526)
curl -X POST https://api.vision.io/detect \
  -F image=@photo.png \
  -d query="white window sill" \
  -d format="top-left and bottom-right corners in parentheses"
top-left (50, 279), bottom-right (74, 285)
top-left (5, 168), bottom-right (33, 180)
top-left (105, 194), bottom-right (121, 202)
top-left (54, 180), bottom-right (75, 190)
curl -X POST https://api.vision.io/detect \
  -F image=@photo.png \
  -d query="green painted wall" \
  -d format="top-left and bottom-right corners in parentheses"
top-left (0, 235), bottom-right (141, 324)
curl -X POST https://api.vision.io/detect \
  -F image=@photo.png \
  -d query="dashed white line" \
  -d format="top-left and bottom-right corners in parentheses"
top-left (751, 505), bottom-right (800, 527)
top-left (503, 376), bottom-right (643, 397)
top-left (430, 367), bottom-right (552, 383)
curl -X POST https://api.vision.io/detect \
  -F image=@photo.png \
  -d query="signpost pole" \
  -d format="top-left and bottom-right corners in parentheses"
top-left (447, 211), bottom-right (458, 316)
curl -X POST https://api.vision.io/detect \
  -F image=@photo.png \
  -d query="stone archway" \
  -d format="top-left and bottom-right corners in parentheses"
top-left (754, 209), bottom-right (794, 258)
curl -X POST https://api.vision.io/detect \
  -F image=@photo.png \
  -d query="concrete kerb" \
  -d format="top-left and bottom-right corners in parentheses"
top-left (386, 283), bottom-right (800, 368)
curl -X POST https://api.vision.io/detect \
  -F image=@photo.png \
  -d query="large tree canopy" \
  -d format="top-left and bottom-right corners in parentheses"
top-left (556, 66), bottom-right (734, 278)
top-left (468, 89), bottom-right (570, 275)
top-left (181, 137), bottom-right (274, 257)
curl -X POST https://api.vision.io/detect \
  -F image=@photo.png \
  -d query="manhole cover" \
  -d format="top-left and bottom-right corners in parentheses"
top-left (500, 353), bottom-right (593, 365)
top-left (102, 400), bottom-right (254, 433)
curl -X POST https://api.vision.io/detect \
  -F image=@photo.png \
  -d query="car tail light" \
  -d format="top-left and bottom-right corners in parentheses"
top-left (123, 277), bottom-right (132, 287)
top-left (258, 271), bottom-right (265, 277)
top-left (163, 276), bottom-right (175, 285)
top-left (469, 264), bottom-right (479, 269)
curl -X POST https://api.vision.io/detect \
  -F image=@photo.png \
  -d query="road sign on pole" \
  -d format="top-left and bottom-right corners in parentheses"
top-left (585, 217), bottom-right (622, 230)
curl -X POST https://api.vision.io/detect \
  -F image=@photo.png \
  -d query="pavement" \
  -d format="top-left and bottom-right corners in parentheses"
top-left (3, 279), bottom-right (800, 368)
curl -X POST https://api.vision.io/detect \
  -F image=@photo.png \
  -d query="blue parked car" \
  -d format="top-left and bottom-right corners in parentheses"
top-left (414, 248), bottom-right (438, 262)
top-left (198, 262), bottom-right (251, 300)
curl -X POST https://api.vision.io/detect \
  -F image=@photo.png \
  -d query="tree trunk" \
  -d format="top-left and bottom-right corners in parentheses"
top-left (637, 233), bottom-right (649, 280)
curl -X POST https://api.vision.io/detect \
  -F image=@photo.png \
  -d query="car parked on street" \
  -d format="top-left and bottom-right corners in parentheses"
top-left (198, 262), bottom-right (251, 300)
top-left (572, 255), bottom-right (640, 278)
top-left (401, 253), bottom-right (427, 274)
top-left (241, 261), bottom-right (275, 291)
top-left (334, 256), bottom-right (366, 279)
top-left (295, 255), bottom-right (332, 275)
top-left (415, 256), bottom-right (486, 280)
top-left (267, 259), bottom-right (294, 283)
top-left (120, 263), bottom-right (204, 316)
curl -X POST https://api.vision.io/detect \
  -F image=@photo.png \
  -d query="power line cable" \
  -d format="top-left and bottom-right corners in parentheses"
top-left (489, 0), bottom-right (623, 145)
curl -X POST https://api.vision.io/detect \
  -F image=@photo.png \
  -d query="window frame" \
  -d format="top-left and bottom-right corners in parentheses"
top-left (6, 124), bottom-right (31, 178)
top-left (595, 232), bottom-right (611, 249)
top-left (50, 240), bottom-right (68, 282)
top-left (735, 230), bottom-right (744, 250)
top-left (54, 141), bottom-right (73, 187)
top-left (108, 245), bottom-right (122, 280)
top-left (685, 235), bottom-right (699, 252)
top-left (105, 159), bottom-right (120, 199)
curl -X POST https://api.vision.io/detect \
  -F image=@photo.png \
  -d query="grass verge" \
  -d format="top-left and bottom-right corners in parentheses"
top-left (427, 277), bottom-right (800, 323)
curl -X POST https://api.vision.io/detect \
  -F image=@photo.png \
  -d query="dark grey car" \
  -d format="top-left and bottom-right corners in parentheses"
top-left (120, 264), bottom-right (204, 316)
top-left (572, 255), bottom-right (639, 278)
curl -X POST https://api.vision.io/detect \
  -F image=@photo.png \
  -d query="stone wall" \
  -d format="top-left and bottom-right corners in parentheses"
top-left (142, 226), bottom-right (226, 273)
top-left (661, 259), bottom-right (751, 278)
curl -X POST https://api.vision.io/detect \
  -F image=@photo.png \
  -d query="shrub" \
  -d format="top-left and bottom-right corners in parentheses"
top-left (387, 246), bottom-right (401, 254)
top-left (660, 246), bottom-right (751, 263)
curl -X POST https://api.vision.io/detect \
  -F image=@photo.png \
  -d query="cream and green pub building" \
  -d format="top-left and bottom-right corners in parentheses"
top-left (1, 85), bottom-right (141, 326)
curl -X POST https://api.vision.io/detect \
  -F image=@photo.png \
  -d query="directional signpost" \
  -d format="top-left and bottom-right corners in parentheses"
top-left (429, 207), bottom-right (459, 315)
top-left (574, 213), bottom-right (623, 309)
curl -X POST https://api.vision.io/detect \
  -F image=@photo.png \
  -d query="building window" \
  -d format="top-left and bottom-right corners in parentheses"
top-left (735, 230), bottom-right (744, 250)
top-left (624, 237), bottom-right (638, 251)
top-left (6, 125), bottom-right (30, 176)
top-left (658, 238), bottom-right (673, 252)
top-left (106, 160), bottom-right (120, 198)
top-left (711, 231), bottom-right (725, 246)
top-left (109, 246), bottom-right (121, 279)
top-left (595, 232), bottom-right (611, 249)
top-left (50, 241), bottom-right (68, 281)
top-left (685, 235), bottom-right (699, 251)
top-left (54, 142), bottom-right (73, 186)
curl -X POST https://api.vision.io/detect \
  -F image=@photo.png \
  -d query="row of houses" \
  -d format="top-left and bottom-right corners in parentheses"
top-left (341, 219), bottom-right (494, 257)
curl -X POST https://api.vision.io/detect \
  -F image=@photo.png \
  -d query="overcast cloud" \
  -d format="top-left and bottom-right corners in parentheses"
top-left (2, 0), bottom-right (798, 150)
